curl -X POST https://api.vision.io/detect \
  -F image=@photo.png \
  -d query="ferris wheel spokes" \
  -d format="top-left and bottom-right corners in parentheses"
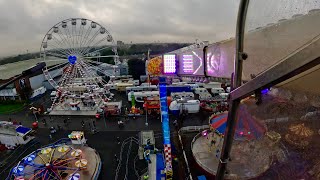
top-left (79, 30), bottom-right (101, 55)
top-left (45, 51), bottom-right (67, 59)
top-left (50, 35), bottom-right (74, 55)
top-left (56, 28), bottom-right (76, 55)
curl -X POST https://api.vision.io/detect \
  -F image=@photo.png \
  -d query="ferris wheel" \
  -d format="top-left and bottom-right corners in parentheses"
top-left (39, 18), bottom-right (119, 112)
top-left (40, 18), bottom-right (119, 90)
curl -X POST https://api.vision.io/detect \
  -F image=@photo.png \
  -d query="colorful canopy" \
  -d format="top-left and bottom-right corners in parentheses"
top-left (71, 149), bottom-right (82, 157)
top-left (210, 105), bottom-right (267, 140)
top-left (57, 145), bottom-right (70, 153)
top-left (13, 165), bottom-right (24, 175)
top-left (24, 154), bottom-right (36, 164)
top-left (68, 173), bottom-right (80, 180)
top-left (41, 147), bottom-right (52, 154)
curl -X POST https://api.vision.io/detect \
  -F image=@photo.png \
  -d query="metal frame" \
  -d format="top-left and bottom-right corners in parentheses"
top-left (215, 0), bottom-right (249, 178)
top-left (216, 0), bottom-right (320, 179)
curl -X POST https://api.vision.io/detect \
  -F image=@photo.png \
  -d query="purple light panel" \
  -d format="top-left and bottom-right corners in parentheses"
top-left (182, 55), bottom-right (193, 73)
top-left (163, 54), bottom-right (176, 74)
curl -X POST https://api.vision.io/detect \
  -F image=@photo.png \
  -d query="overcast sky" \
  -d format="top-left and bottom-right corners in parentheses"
top-left (0, 0), bottom-right (318, 57)
top-left (0, 0), bottom-right (239, 57)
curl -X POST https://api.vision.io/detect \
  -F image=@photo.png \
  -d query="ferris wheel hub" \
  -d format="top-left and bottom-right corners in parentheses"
top-left (68, 55), bottom-right (77, 65)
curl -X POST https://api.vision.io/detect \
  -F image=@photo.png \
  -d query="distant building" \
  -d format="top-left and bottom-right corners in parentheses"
top-left (0, 64), bottom-right (62, 100)
top-left (117, 40), bottom-right (125, 47)
top-left (97, 63), bottom-right (128, 76)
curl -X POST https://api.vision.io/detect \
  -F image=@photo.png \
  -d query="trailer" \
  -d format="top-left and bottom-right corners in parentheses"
top-left (102, 101), bottom-right (122, 116)
top-left (128, 91), bottom-right (159, 102)
top-left (143, 97), bottom-right (160, 115)
top-left (0, 121), bottom-right (34, 149)
top-left (169, 99), bottom-right (200, 115)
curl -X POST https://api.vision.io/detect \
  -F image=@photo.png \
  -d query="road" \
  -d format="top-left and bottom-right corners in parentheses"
top-left (0, 91), bottom-right (210, 180)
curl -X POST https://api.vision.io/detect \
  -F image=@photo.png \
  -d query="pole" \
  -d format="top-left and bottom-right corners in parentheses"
top-left (33, 112), bottom-right (38, 122)
top-left (103, 108), bottom-right (107, 128)
top-left (216, 0), bottom-right (249, 179)
top-left (145, 106), bottom-right (148, 126)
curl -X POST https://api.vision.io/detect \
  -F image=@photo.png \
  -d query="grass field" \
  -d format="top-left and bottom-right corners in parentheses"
top-left (0, 103), bottom-right (25, 114)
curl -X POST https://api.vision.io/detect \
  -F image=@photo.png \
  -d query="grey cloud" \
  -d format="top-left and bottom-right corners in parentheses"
top-left (0, 0), bottom-right (239, 56)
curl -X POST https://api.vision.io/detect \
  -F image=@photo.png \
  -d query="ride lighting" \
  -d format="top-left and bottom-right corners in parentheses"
top-left (182, 55), bottom-right (194, 73)
top-left (163, 54), bottom-right (177, 74)
top-left (202, 130), bottom-right (208, 137)
top-left (261, 88), bottom-right (269, 94)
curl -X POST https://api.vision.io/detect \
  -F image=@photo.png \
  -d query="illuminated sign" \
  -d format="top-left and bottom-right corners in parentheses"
top-left (163, 54), bottom-right (176, 74)
top-left (178, 48), bottom-right (204, 75)
top-left (192, 51), bottom-right (203, 75)
top-left (182, 55), bottom-right (193, 73)
top-left (206, 45), bottom-right (221, 75)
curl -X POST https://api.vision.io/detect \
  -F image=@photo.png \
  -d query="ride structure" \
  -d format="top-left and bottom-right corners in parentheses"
top-left (40, 18), bottom-right (119, 115)
top-left (8, 132), bottom-right (101, 180)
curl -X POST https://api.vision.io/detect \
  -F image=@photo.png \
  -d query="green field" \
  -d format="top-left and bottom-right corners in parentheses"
top-left (0, 103), bottom-right (25, 114)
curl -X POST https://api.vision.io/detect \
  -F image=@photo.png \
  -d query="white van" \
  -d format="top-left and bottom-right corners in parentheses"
top-left (219, 93), bottom-right (229, 100)
top-left (169, 99), bottom-right (200, 114)
top-left (212, 93), bottom-right (229, 101)
top-left (199, 93), bottom-right (212, 101)
top-left (194, 88), bottom-right (209, 95)
top-left (126, 85), bottom-right (158, 95)
top-left (203, 82), bottom-right (222, 89)
top-left (211, 88), bottom-right (225, 95)
top-left (171, 92), bottom-right (194, 100)
top-left (128, 91), bottom-right (159, 102)
top-left (132, 80), bottom-right (140, 86)
top-left (185, 83), bottom-right (199, 90)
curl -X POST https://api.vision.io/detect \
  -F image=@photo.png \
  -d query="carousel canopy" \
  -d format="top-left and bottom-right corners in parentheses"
top-left (210, 106), bottom-right (267, 140)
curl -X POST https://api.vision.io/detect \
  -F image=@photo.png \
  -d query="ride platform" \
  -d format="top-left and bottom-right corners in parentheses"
top-left (191, 132), bottom-right (282, 179)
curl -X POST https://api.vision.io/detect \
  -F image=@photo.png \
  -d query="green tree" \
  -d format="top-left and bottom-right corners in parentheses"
top-left (20, 86), bottom-right (33, 100)
top-left (127, 59), bottom-right (146, 79)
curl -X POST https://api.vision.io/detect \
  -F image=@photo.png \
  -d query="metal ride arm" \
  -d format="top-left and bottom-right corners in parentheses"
top-left (216, 0), bottom-right (249, 179)
top-left (0, 62), bottom-right (46, 91)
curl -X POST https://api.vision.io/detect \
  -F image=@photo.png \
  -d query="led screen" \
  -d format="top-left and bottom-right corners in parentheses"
top-left (177, 48), bottom-right (204, 75)
top-left (182, 55), bottom-right (193, 73)
top-left (163, 54), bottom-right (177, 74)
top-left (205, 43), bottom-right (234, 78)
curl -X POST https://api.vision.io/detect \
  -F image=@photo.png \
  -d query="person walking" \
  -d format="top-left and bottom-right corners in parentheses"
top-left (92, 120), bottom-right (96, 128)
top-left (81, 120), bottom-right (85, 129)
top-left (116, 137), bottom-right (120, 144)
top-left (42, 118), bottom-right (46, 125)
top-left (114, 154), bottom-right (118, 162)
top-left (118, 120), bottom-right (124, 129)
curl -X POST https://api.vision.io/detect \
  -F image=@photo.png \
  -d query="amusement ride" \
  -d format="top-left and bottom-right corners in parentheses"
top-left (40, 18), bottom-right (119, 114)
